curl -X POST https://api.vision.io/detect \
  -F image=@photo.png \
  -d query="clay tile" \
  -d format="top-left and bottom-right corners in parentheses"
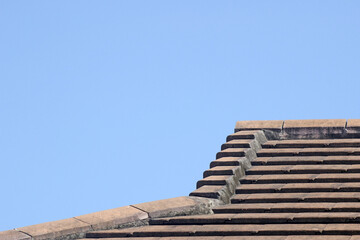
top-left (235, 120), bottom-right (284, 130)
top-left (284, 119), bottom-right (346, 128)
top-left (347, 119), bottom-right (360, 128)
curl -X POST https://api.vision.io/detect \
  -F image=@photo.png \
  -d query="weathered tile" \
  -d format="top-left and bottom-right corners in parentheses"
top-left (348, 119), bottom-right (360, 128)
top-left (284, 119), bottom-right (346, 128)
top-left (235, 120), bottom-right (284, 131)
top-left (0, 230), bottom-right (31, 240)
top-left (132, 197), bottom-right (205, 218)
top-left (210, 157), bottom-right (242, 167)
top-left (203, 166), bottom-right (239, 178)
top-left (216, 148), bottom-right (246, 159)
top-left (17, 218), bottom-right (91, 240)
top-left (75, 205), bottom-right (148, 230)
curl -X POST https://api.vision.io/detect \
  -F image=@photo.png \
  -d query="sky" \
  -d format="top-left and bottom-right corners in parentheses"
top-left (1, 0), bottom-right (360, 231)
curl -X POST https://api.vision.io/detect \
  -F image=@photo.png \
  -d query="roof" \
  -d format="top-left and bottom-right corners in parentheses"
top-left (3, 119), bottom-right (360, 240)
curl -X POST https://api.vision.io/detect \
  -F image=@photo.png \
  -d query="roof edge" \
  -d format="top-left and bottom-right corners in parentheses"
top-left (190, 130), bottom-right (267, 203)
top-left (1, 196), bottom-right (221, 240)
top-left (235, 119), bottom-right (360, 139)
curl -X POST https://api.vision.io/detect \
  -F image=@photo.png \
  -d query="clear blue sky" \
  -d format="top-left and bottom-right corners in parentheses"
top-left (1, 1), bottom-right (360, 231)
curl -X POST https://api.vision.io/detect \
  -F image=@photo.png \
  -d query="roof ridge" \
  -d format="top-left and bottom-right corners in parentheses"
top-left (236, 119), bottom-right (360, 140)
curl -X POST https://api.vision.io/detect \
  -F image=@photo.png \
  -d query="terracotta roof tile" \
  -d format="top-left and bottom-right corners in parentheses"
top-left (0, 230), bottom-right (31, 240)
top-left (347, 119), bottom-right (360, 128)
top-left (196, 175), bottom-right (231, 188)
top-left (203, 166), bottom-right (239, 177)
top-left (263, 139), bottom-right (360, 148)
top-left (75, 205), bottom-right (147, 230)
top-left (235, 120), bottom-right (284, 130)
top-left (257, 147), bottom-right (360, 157)
top-left (246, 164), bottom-right (360, 174)
top-left (221, 139), bottom-right (253, 150)
top-left (216, 148), bottom-right (247, 158)
top-left (284, 119), bottom-right (346, 128)
top-left (210, 157), bottom-right (242, 167)
top-left (213, 202), bottom-right (338, 213)
top-left (226, 130), bottom-right (260, 141)
top-left (17, 217), bottom-right (91, 240)
top-left (252, 156), bottom-right (360, 165)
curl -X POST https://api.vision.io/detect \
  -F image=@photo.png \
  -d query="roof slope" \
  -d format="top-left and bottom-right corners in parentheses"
top-left (3, 119), bottom-right (360, 240)
top-left (82, 119), bottom-right (360, 239)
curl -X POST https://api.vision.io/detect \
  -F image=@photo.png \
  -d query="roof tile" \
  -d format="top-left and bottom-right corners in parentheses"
top-left (8, 119), bottom-right (360, 239)
top-left (17, 217), bottom-right (91, 240)
top-left (75, 205), bottom-right (147, 230)
top-left (284, 119), bottom-right (346, 128)
top-left (235, 120), bottom-right (284, 131)
top-left (348, 119), bottom-right (360, 128)
top-left (132, 197), bottom-right (203, 219)
top-left (0, 230), bottom-right (31, 240)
